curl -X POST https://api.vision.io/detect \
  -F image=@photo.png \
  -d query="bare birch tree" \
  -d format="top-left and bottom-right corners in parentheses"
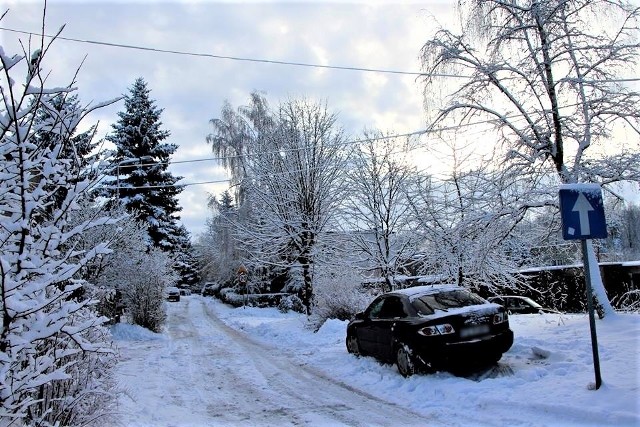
top-left (242, 99), bottom-right (348, 315)
top-left (421, 0), bottom-right (639, 186)
top-left (341, 131), bottom-right (420, 291)
top-left (420, 0), bottom-right (640, 315)
top-left (206, 91), bottom-right (274, 205)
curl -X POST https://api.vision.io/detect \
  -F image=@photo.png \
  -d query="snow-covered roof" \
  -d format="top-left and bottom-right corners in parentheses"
top-left (392, 284), bottom-right (460, 299)
top-left (519, 260), bottom-right (640, 273)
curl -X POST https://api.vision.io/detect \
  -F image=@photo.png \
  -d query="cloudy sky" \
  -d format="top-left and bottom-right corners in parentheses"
top-left (2, 0), bottom-right (458, 237)
top-left (3, 1), bottom-right (638, 238)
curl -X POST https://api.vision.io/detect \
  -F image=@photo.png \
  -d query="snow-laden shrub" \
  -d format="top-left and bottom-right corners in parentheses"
top-left (612, 290), bottom-right (640, 313)
top-left (278, 294), bottom-right (305, 313)
top-left (0, 24), bottom-right (121, 426)
top-left (219, 287), bottom-right (244, 306)
top-left (121, 248), bottom-right (175, 332)
top-left (309, 265), bottom-right (371, 330)
top-left (72, 205), bottom-right (177, 332)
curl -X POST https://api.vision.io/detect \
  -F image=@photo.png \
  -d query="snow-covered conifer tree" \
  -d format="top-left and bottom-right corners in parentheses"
top-left (0, 28), bottom-right (119, 425)
top-left (105, 78), bottom-right (198, 285)
top-left (171, 223), bottom-right (201, 289)
top-left (106, 78), bottom-right (182, 250)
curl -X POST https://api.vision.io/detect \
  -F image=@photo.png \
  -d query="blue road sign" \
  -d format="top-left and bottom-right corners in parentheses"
top-left (559, 185), bottom-right (607, 240)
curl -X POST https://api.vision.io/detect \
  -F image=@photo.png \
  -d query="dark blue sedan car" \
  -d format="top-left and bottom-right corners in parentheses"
top-left (346, 285), bottom-right (514, 376)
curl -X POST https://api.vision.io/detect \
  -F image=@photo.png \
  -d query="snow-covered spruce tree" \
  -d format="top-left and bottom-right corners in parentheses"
top-left (0, 31), bottom-right (119, 425)
top-left (34, 92), bottom-right (100, 171)
top-left (33, 93), bottom-right (101, 218)
top-left (105, 77), bottom-right (180, 248)
top-left (105, 77), bottom-right (198, 284)
top-left (172, 223), bottom-right (201, 289)
top-left (421, 0), bottom-right (640, 316)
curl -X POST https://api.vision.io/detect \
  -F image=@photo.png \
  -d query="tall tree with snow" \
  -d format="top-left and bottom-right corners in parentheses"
top-left (106, 77), bottom-right (182, 250)
top-left (204, 92), bottom-right (275, 293)
top-left (242, 98), bottom-right (348, 314)
top-left (421, 0), bottom-right (639, 186)
top-left (106, 78), bottom-right (199, 285)
top-left (33, 92), bottom-right (102, 219)
top-left (342, 130), bottom-right (421, 291)
top-left (0, 26), bottom-right (119, 425)
top-left (420, 0), bottom-right (640, 315)
top-left (171, 223), bottom-right (201, 289)
top-left (206, 91), bottom-right (274, 206)
top-left (196, 191), bottom-right (241, 286)
top-left (34, 93), bottom-right (100, 173)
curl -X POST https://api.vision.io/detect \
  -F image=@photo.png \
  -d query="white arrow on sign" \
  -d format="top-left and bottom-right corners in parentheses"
top-left (572, 192), bottom-right (594, 236)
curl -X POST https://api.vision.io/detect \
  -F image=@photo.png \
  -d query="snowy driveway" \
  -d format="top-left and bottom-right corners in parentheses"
top-left (115, 296), bottom-right (437, 426)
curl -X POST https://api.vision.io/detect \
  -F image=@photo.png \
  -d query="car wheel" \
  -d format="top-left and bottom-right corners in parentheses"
top-left (346, 334), bottom-right (361, 356)
top-left (396, 343), bottom-right (416, 377)
top-left (491, 353), bottom-right (503, 365)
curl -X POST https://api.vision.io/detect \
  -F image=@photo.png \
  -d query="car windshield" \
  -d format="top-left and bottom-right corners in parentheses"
top-left (411, 290), bottom-right (486, 315)
top-left (522, 297), bottom-right (543, 308)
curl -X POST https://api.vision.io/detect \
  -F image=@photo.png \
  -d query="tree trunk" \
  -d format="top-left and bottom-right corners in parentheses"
top-left (301, 257), bottom-right (313, 316)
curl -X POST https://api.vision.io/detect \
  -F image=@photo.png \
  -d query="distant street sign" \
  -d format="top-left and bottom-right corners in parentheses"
top-left (559, 184), bottom-right (607, 240)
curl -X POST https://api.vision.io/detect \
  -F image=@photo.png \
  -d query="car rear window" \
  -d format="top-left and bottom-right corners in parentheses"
top-left (411, 290), bottom-right (487, 315)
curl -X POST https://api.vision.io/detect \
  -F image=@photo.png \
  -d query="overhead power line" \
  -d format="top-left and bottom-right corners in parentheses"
top-left (0, 26), bottom-right (431, 77)
top-left (3, 26), bottom-right (639, 83)
top-left (116, 99), bottom-right (606, 172)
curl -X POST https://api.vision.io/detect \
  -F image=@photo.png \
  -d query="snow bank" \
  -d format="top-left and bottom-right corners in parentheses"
top-left (111, 323), bottom-right (167, 341)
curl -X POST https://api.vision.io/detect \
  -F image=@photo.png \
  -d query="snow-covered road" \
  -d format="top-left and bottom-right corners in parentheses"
top-left (115, 296), bottom-right (438, 426)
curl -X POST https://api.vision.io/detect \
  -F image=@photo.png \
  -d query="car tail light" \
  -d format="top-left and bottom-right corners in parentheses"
top-left (493, 312), bottom-right (508, 324)
top-left (418, 324), bottom-right (455, 336)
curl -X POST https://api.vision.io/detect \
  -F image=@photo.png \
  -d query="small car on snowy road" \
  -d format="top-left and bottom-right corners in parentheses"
top-left (346, 285), bottom-right (514, 376)
top-left (165, 287), bottom-right (181, 302)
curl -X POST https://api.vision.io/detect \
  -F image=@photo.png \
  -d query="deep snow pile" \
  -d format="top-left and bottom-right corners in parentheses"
top-left (210, 300), bottom-right (639, 427)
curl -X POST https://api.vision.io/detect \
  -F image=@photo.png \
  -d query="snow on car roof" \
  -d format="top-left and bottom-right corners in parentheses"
top-left (392, 284), bottom-right (462, 299)
top-left (489, 295), bottom-right (528, 299)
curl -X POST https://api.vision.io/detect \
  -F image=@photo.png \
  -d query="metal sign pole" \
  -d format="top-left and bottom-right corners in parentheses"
top-left (559, 184), bottom-right (607, 391)
top-left (580, 239), bottom-right (602, 390)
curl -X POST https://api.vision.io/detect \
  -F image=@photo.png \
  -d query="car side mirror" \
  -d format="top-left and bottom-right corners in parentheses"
top-left (354, 312), bottom-right (365, 320)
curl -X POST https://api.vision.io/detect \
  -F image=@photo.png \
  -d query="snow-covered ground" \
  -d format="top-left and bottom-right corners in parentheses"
top-left (113, 295), bottom-right (640, 426)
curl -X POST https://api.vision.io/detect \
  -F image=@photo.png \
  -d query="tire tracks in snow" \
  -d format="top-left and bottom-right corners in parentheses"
top-left (194, 297), bottom-right (445, 427)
